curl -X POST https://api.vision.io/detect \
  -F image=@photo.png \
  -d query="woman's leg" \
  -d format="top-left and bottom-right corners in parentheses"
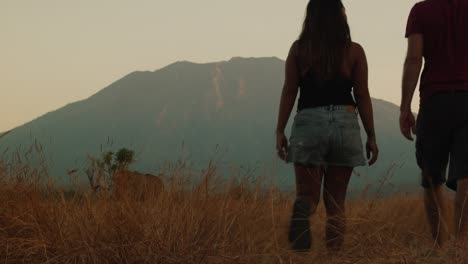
top-left (295, 164), bottom-right (324, 214)
top-left (323, 166), bottom-right (353, 251)
top-left (289, 164), bottom-right (324, 250)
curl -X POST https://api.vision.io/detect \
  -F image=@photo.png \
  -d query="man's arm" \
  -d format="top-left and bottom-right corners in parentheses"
top-left (400, 34), bottom-right (423, 141)
top-left (401, 34), bottom-right (424, 112)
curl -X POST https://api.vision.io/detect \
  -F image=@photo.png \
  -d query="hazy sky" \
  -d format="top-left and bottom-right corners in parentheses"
top-left (0, 0), bottom-right (419, 132)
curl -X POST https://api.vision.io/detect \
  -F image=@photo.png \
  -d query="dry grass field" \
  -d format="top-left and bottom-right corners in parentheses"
top-left (0, 154), bottom-right (467, 264)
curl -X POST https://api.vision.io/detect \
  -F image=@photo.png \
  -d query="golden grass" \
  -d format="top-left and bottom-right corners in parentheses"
top-left (0, 158), bottom-right (467, 264)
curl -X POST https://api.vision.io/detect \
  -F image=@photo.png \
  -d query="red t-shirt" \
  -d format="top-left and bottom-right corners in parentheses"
top-left (406, 0), bottom-right (468, 104)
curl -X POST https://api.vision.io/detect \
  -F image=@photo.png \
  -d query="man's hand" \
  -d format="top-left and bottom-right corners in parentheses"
top-left (400, 109), bottom-right (417, 141)
top-left (276, 132), bottom-right (288, 161)
top-left (366, 137), bottom-right (379, 166)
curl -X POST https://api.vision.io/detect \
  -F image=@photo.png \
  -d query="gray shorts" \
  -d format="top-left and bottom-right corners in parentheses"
top-left (416, 91), bottom-right (468, 191)
top-left (286, 105), bottom-right (366, 167)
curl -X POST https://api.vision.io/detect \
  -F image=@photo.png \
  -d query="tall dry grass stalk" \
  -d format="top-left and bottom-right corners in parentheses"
top-left (0, 152), bottom-right (467, 263)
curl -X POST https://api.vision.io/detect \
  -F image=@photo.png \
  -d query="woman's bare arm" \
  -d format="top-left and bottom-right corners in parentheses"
top-left (276, 43), bottom-right (300, 134)
top-left (352, 43), bottom-right (378, 165)
top-left (275, 43), bottom-right (300, 160)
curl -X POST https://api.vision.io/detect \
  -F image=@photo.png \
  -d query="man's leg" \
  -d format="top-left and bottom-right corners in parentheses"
top-left (423, 175), bottom-right (448, 247)
top-left (415, 95), bottom-right (451, 247)
top-left (450, 93), bottom-right (468, 243)
top-left (455, 179), bottom-right (468, 242)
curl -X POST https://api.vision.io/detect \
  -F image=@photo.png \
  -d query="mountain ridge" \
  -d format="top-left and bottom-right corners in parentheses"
top-left (3, 57), bottom-right (400, 134)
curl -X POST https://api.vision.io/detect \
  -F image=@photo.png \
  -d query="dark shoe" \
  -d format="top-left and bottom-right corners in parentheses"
top-left (288, 199), bottom-right (311, 251)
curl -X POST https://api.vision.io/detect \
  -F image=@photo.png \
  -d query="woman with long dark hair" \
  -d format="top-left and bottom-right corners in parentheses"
top-left (276, 0), bottom-right (379, 252)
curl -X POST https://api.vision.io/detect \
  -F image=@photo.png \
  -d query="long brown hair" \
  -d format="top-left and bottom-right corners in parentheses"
top-left (297, 0), bottom-right (351, 80)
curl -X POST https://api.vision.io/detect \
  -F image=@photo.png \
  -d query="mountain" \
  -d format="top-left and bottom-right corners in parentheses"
top-left (0, 57), bottom-right (420, 192)
top-left (0, 130), bottom-right (12, 139)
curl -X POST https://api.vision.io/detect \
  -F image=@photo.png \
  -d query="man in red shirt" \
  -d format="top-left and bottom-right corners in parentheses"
top-left (401, 0), bottom-right (468, 246)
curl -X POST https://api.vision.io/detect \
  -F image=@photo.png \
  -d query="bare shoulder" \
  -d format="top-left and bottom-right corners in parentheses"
top-left (289, 40), bottom-right (300, 57)
top-left (350, 42), bottom-right (366, 59)
top-left (348, 42), bottom-right (367, 68)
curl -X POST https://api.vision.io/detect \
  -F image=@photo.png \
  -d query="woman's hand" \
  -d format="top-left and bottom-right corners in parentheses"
top-left (366, 137), bottom-right (379, 166)
top-left (276, 132), bottom-right (288, 161)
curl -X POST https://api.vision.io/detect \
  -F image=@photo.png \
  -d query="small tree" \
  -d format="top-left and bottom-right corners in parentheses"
top-left (86, 148), bottom-right (135, 192)
top-left (114, 148), bottom-right (135, 172)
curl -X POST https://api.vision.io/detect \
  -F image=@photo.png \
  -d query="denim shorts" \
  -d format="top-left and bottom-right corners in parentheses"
top-left (286, 105), bottom-right (366, 167)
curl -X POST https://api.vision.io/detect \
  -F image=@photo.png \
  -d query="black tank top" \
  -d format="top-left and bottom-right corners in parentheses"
top-left (297, 71), bottom-right (356, 111)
